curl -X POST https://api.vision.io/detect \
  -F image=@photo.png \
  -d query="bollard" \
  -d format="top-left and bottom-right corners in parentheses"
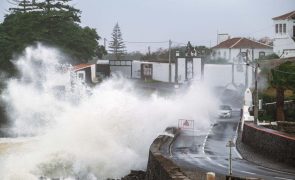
top-left (206, 172), bottom-right (215, 180)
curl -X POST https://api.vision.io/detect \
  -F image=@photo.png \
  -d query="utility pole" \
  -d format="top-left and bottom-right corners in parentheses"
top-left (254, 62), bottom-right (259, 124)
top-left (168, 39), bottom-right (172, 83)
top-left (104, 38), bottom-right (107, 48)
top-left (231, 63), bottom-right (234, 84)
top-left (245, 50), bottom-right (249, 88)
top-left (175, 51), bottom-right (180, 84)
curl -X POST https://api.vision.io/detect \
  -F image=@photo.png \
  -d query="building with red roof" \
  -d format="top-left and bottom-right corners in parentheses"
top-left (211, 36), bottom-right (273, 63)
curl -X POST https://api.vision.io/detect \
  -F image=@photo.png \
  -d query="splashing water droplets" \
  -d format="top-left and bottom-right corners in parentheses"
top-left (0, 44), bottom-right (217, 179)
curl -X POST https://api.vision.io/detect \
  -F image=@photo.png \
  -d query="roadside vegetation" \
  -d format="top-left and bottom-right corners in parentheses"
top-left (0, 0), bottom-right (107, 126)
top-left (0, 0), bottom-right (107, 78)
top-left (259, 60), bottom-right (295, 122)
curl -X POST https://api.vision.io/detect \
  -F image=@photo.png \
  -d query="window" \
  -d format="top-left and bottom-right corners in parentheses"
top-left (283, 24), bottom-right (286, 33)
top-left (224, 51), bottom-right (226, 58)
top-left (77, 71), bottom-right (85, 81)
top-left (279, 24), bottom-right (282, 33)
top-left (275, 24), bottom-right (278, 33)
top-left (259, 51), bottom-right (265, 58)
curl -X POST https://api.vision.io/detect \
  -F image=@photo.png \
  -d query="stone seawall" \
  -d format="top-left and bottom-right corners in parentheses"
top-left (242, 122), bottom-right (295, 167)
top-left (145, 128), bottom-right (190, 180)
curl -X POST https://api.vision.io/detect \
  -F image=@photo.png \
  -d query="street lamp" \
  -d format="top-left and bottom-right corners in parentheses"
top-left (226, 140), bottom-right (235, 176)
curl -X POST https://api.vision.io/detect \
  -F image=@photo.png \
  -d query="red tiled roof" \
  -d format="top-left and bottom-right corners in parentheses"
top-left (72, 64), bottom-right (92, 71)
top-left (212, 37), bottom-right (272, 49)
top-left (273, 10), bottom-right (295, 20)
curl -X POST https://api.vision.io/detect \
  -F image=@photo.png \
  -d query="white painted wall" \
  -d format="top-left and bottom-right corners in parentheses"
top-left (204, 64), bottom-right (253, 88)
top-left (273, 37), bottom-right (295, 57)
top-left (132, 61), bottom-right (141, 79)
top-left (177, 58), bottom-right (186, 83)
top-left (233, 63), bottom-right (253, 87)
top-left (131, 58), bottom-right (202, 83)
top-left (273, 19), bottom-right (295, 58)
top-left (213, 48), bottom-right (273, 62)
top-left (273, 19), bottom-right (294, 38)
top-left (152, 62), bottom-right (175, 82)
top-left (90, 64), bottom-right (97, 83)
top-left (193, 58), bottom-right (202, 80)
top-left (132, 61), bottom-right (176, 82)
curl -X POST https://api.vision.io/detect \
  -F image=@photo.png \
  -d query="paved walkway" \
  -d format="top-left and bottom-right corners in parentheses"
top-left (236, 128), bottom-right (295, 174)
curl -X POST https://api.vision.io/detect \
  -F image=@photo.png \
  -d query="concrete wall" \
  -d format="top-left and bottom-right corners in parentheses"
top-left (203, 64), bottom-right (253, 88)
top-left (242, 123), bottom-right (295, 167)
top-left (145, 128), bottom-right (190, 180)
top-left (131, 58), bottom-right (201, 83)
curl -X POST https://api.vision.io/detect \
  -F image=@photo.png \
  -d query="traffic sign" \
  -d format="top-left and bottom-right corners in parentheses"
top-left (178, 119), bottom-right (194, 130)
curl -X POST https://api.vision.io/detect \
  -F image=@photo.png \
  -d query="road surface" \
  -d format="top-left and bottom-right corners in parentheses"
top-left (170, 110), bottom-right (295, 180)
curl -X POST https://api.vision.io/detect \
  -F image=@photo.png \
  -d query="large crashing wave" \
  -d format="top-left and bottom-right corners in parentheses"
top-left (0, 44), bottom-right (217, 179)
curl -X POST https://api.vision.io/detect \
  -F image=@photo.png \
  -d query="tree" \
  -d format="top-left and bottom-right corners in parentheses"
top-left (35, 0), bottom-right (81, 22)
top-left (108, 23), bottom-right (126, 60)
top-left (0, 0), bottom-right (106, 76)
top-left (8, 0), bottom-right (39, 13)
top-left (271, 61), bottom-right (295, 121)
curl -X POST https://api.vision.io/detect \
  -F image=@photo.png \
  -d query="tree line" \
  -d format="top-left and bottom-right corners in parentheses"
top-left (0, 0), bottom-right (107, 77)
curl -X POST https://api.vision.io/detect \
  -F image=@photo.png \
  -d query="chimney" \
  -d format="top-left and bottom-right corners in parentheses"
top-left (217, 33), bottom-right (230, 44)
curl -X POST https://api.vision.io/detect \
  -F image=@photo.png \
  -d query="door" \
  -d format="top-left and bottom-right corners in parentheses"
top-left (293, 26), bottom-right (295, 37)
top-left (141, 64), bottom-right (152, 80)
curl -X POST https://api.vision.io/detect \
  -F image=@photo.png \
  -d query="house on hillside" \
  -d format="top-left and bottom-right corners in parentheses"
top-left (211, 36), bottom-right (273, 63)
top-left (273, 10), bottom-right (295, 58)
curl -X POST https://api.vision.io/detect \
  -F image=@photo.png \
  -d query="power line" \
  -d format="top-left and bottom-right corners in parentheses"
top-left (124, 41), bottom-right (169, 44)
top-left (172, 41), bottom-right (186, 46)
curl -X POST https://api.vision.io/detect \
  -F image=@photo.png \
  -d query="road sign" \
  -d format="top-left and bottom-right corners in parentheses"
top-left (178, 119), bottom-right (194, 130)
top-left (226, 140), bottom-right (235, 147)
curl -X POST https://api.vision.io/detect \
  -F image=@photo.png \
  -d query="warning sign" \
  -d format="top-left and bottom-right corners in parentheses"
top-left (178, 119), bottom-right (194, 130)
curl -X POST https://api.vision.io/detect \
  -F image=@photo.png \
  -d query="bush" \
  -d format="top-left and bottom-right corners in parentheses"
top-left (259, 53), bottom-right (279, 60)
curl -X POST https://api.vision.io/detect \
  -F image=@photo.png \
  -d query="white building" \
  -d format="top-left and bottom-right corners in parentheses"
top-left (211, 37), bottom-right (273, 62)
top-left (273, 10), bottom-right (295, 58)
top-left (132, 58), bottom-right (202, 83)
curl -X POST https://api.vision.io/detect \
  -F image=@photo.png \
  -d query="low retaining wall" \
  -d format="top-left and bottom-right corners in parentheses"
top-left (242, 122), bottom-right (295, 167)
top-left (145, 127), bottom-right (190, 180)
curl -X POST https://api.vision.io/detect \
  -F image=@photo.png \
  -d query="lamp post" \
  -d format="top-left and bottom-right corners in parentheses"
top-left (226, 140), bottom-right (235, 176)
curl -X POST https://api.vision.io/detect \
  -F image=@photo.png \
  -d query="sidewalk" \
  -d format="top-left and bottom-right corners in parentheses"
top-left (236, 129), bottom-right (295, 174)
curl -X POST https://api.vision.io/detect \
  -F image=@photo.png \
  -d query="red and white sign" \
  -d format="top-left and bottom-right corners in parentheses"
top-left (178, 119), bottom-right (194, 130)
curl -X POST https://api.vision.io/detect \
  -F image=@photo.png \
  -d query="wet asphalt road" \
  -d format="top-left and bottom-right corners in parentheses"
top-left (170, 111), bottom-right (295, 180)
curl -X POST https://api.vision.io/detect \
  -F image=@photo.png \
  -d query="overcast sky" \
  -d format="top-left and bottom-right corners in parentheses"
top-left (1, 0), bottom-right (295, 52)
